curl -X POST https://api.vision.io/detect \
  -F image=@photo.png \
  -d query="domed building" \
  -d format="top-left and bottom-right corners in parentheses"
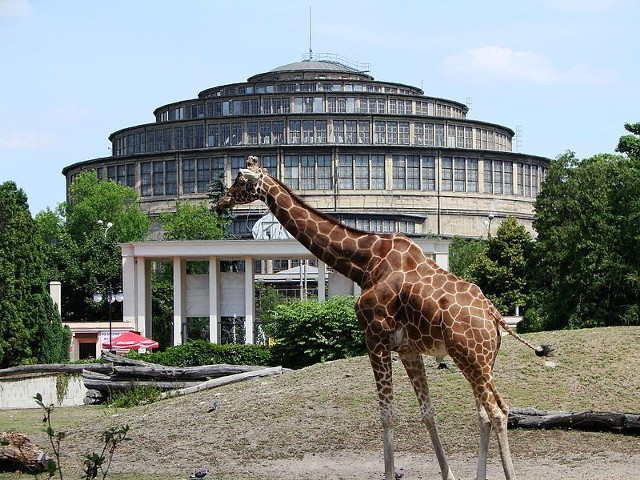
top-left (63, 54), bottom-right (549, 239)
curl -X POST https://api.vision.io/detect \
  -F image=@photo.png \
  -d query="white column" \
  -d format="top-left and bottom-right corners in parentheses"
top-left (209, 256), bottom-right (219, 344)
top-left (49, 281), bottom-right (62, 315)
top-left (173, 257), bottom-right (185, 345)
top-left (317, 261), bottom-right (326, 302)
top-left (141, 259), bottom-right (152, 337)
top-left (244, 256), bottom-right (254, 344)
top-left (120, 244), bottom-right (136, 327)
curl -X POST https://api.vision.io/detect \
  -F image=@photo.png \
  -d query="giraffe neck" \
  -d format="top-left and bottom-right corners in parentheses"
top-left (258, 175), bottom-right (374, 285)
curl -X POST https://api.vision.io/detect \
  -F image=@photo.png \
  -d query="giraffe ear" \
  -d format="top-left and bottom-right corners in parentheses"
top-left (239, 168), bottom-right (260, 183)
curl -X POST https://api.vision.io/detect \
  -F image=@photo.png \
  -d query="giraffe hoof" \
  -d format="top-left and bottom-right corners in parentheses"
top-left (437, 362), bottom-right (449, 369)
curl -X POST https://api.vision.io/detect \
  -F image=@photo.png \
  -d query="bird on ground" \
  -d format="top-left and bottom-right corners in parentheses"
top-left (190, 469), bottom-right (209, 479)
top-left (207, 399), bottom-right (220, 412)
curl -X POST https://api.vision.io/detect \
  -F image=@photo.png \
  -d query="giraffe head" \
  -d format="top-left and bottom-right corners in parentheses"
top-left (217, 156), bottom-right (265, 209)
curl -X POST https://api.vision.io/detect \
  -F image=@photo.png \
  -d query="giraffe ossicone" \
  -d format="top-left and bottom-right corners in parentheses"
top-left (218, 156), bottom-right (553, 480)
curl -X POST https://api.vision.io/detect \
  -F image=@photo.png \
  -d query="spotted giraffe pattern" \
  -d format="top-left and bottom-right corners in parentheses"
top-left (218, 156), bottom-right (552, 480)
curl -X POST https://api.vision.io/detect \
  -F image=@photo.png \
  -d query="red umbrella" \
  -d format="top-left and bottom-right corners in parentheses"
top-left (102, 331), bottom-right (159, 351)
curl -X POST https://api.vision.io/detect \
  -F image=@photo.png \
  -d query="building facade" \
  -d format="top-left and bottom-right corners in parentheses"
top-left (62, 54), bottom-right (549, 238)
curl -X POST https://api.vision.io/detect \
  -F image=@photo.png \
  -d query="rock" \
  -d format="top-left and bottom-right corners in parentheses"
top-left (0, 432), bottom-right (50, 472)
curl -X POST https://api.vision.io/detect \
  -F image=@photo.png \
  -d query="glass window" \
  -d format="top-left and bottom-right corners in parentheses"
top-left (435, 124), bottom-right (445, 147)
top-left (374, 121), bottom-right (386, 144)
top-left (261, 155), bottom-right (277, 177)
top-left (338, 154), bottom-right (353, 190)
top-left (174, 127), bottom-right (183, 150)
top-left (517, 163), bottom-right (524, 195)
top-left (197, 158), bottom-right (211, 193)
top-left (316, 120), bottom-right (327, 143)
top-left (484, 159), bottom-right (493, 193)
top-left (346, 121), bottom-right (357, 144)
top-left (207, 124), bottom-right (218, 147)
top-left (467, 158), bottom-right (478, 192)
top-left (421, 156), bottom-right (436, 191)
top-left (314, 97), bottom-right (324, 113)
top-left (247, 122), bottom-right (258, 145)
top-left (441, 157), bottom-right (453, 191)
top-left (392, 156), bottom-right (406, 190)
top-left (414, 122), bottom-right (424, 146)
top-left (358, 120), bottom-right (370, 144)
top-left (387, 122), bottom-right (398, 144)
top-left (504, 162), bottom-right (513, 194)
top-left (260, 121), bottom-right (271, 144)
top-left (407, 155), bottom-right (420, 190)
top-left (333, 120), bottom-right (345, 143)
top-left (328, 97), bottom-right (337, 113)
top-left (284, 155), bottom-right (299, 189)
top-left (425, 123), bottom-right (434, 147)
top-left (399, 122), bottom-right (410, 145)
top-left (141, 162), bottom-right (152, 196)
top-left (195, 125), bottom-right (204, 148)
top-left (183, 159), bottom-right (195, 193)
top-left (184, 126), bottom-right (194, 149)
top-left (272, 121), bottom-right (284, 144)
top-left (231, 123), bottom-right (242, 146)
top-left (301, 155), bottom-right (315, 190)
top-left (355, 155), bottom-right (369, 189)
top-left (454, 157), bottom-right (466, 192)
top-left (289, 120), bottom-right (301, 144)
top-left (371, 155), bottom-right (385, 189)
top-left (317, 155), bottom-right (332, 189)
top-left (302, 120), bottom-right (314, 144)
top-left (262, 98), bottom-right (272, 114)
top-left (494, 160), bottom-right (503, 194)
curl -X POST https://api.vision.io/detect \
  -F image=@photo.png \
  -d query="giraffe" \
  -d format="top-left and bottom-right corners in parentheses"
top-left (217, 156), bottom-right (552, 480)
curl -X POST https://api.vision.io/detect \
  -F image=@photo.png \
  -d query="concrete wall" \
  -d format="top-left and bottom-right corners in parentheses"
top-left (0, 373), bottom-right (87, 409)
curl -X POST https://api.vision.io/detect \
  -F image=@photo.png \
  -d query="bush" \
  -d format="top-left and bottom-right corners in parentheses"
top-left (264, 296), bottom-right (366, 369)
top-left (126, 340), bottom-right (272, 367)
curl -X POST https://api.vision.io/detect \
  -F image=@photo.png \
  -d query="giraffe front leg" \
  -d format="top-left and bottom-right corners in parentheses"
top-left (367, 347), bottom-right (396, 480)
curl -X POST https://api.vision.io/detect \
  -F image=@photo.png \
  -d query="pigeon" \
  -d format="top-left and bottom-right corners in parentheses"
top-left (395, 468), bottom-right (405, 479)
top-left (190, 469), bottom-right (209, 479)
top-left (207, 399), bottom-right (220, 413)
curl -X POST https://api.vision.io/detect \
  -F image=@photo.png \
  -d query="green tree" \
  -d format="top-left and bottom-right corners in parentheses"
top-left (522, 150), bottom-right (640, 331)
top-left (0, 182), bottom-right (70, 366)
top-left (154, 200), bottom-right (229, 347)
top-left (35, 171), bottom-right (150, 323)
top-left (616, 122), bottom-right (640, 159)
top-left (264, 296), bottom-right (366, 369)
top-left (158, 200), bottom-right (229, 240)
top-left (448, 236), bottom-right (487, 281)
top-left (467, 217), bottom-right (532, 315)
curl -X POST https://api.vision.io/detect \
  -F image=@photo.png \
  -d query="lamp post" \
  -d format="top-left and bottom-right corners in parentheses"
top-left (93, 284), bottom-right (124, 353)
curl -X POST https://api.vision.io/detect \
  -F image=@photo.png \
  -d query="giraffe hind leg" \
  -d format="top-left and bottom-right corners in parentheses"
top-left (399, 350), bottom-right (456, 480)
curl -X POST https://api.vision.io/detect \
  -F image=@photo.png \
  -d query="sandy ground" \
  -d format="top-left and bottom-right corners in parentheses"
top-left (229, 451), bottom-right (640, 480)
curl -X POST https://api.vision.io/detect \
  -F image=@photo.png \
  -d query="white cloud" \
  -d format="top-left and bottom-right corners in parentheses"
top-left (0, 0), bottom-right (32, 18)
top-left (441, 46), bottom-right (618, 87)
top-left (0, 131), bottom-right (63, 151)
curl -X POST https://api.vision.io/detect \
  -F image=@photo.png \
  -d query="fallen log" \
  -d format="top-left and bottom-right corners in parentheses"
top-left (82, 370), bottom-right (202, 392)
top-left (0, 362), bottom-right (111, 378)
top-left (508, 407), bottom-right (640, 434)
top-left (101, 350), bottom-right (268, 379)
top-left (161, 366), bottom-right (285, 399)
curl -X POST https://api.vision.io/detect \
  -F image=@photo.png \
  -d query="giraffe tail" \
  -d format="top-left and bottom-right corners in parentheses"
top-left (493, 310), bottom-right (554, 357)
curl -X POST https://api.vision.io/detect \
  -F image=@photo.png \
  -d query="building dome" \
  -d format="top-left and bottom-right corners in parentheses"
top-left (62, 55), bottom-right (549, 240)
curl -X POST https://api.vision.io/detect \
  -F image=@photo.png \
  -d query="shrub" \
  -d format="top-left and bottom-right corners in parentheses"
top-left (264, 296), bottom-right (366, 369)
top-left (126, 340), bottom-right (272, 367)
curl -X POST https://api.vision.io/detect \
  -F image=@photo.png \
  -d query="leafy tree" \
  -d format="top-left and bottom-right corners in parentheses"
top-left (522, 150), bottom-right (640, 331)
top-left (158, 200), bottom-right (229, 240)
top-left (0, 182), bottom-right (70, 366)
top-left (616, 122), bottom-right (640, 159)
top-left (264, 296), bottom-right (366, 369)
top-left (467, 217), bottom-right (533, 315)
top-left (448, 236), bottom-right (487, 280)
top-left (35, 171), bottom-right (150, 323)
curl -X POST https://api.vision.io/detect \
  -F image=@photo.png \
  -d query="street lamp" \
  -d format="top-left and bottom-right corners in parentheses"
top-left (93, 284), bottom-right (124, 353)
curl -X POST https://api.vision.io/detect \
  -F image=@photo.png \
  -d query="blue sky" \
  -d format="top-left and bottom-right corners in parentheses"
top-left (1, 0), bottom-right (638, 215)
